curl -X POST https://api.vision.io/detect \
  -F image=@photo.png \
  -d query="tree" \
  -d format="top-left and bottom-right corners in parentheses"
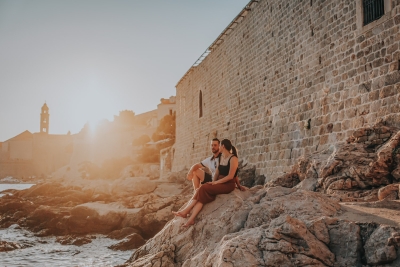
top-left (152, 114), bottom-right (176, 141)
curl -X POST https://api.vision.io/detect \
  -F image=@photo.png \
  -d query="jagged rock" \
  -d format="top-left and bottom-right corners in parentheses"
top-left (108, 233), bottom-right (146, 251)
top-left (265, 172), bottom-right (300, 188)
top-left (56, 235), bottom-right (94, 246)
top-left (266, 123), bottom-right (400, 202)
top-left (124, 184), bottom-right (400, 267)
top-left (261, 215), bottom-right (335, 266)
top-left (245, 188), bottom-right (340, 229)
top-left (294, 177), bottom-right (318, 191)
top-left (0, 240), bottom-right (33, 252)
top-left (107, 227), bottom-right (142, 240)
top-left (65, 203), bottom-right (128, 234)
top-left (378, 184), bottom-right (399, 200)
top-left (111, 177), bottom-right (157, 197)
top-left (124, 187), bottom-right (342, 267)
top-left (364, 226), bottom-right (399, 265)
top-left (164, 169), bottom-right (188, 184)
top-left (124, 244), bottom-right (176, 267)
top-left (328, 220), bottom-right (362, 266)
top-left (237, 165), bottom-right (255, 188)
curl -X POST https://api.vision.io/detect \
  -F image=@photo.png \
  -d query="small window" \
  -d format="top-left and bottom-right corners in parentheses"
top-left (199, 90), bottom-right (203, 118)
top-left (363, 0), bottom-right (384, 25)
top-left (169, 109), bottom-right (172, 116)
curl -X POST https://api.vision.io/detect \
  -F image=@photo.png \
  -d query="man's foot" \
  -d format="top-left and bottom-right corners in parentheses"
top-left (172, 211), bottom-right (188, 218)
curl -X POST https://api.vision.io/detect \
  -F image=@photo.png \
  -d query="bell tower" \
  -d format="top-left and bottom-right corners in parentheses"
top-left (40, 103), bottom-right (49, 134)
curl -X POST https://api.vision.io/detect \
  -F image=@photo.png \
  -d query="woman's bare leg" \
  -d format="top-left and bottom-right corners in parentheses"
top-left (172, 198), bottom-right (198, 218)
top-left (183, 202), bottom-right (203, 227)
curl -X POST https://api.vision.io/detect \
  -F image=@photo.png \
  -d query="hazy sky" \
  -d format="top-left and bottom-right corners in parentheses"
top-left (0, 0), bottom-right (249, 141)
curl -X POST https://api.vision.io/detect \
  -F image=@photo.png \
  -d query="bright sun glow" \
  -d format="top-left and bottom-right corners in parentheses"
top-left (70, 82), bottom-right (119, 134)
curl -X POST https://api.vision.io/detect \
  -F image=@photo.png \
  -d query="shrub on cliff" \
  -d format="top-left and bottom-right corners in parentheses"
top-left (152, 114), bottom-right (175, 142)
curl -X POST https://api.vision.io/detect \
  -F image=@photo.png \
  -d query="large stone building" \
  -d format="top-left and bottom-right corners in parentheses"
top-left (0, 104), bottom-right (73, 178)
top-left (172, 0), bottom-right (400, 180)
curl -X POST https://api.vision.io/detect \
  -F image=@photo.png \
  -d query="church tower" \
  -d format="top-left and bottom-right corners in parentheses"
top-left (40, 103), bottom-right (49, 134)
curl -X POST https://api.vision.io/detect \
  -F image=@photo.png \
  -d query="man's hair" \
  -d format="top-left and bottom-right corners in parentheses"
top-left (212, 138), bottom-right (220, 144)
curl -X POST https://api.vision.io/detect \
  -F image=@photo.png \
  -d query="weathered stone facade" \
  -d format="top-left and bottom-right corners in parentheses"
top-left (173, 0), bottom-right (400, 180)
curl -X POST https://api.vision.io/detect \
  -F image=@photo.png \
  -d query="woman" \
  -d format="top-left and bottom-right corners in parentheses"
top-left (173, 139), bottom-right (239, 227)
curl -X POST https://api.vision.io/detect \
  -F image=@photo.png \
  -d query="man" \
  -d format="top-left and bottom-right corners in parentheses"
top-left (187, 138), bottom-right (246, 191)
top-left (187, 138), bottom-right (221, 190)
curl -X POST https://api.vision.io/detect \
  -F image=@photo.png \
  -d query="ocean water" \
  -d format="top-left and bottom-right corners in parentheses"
top-left (0, 183), bottom-right (35, 197)
top-left (0, 184), bottom-right (133, 267)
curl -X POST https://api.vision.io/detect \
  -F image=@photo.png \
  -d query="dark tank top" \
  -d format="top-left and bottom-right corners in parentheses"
top-left (218, 155), bottom-right (238, 177)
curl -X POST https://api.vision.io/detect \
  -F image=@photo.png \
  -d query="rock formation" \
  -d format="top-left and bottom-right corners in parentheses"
top-left (266, 123), bottom-right (400, 202)
top-left (122, 123), bottom-right (400, 266)
top-left (0, 170), bottom-right (191, 247)
top-left (122, 186), bottom-right (400, 266)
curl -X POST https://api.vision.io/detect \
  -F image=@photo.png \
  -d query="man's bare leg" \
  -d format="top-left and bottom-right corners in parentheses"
top-left (192, 169), bottom-right (205, 190)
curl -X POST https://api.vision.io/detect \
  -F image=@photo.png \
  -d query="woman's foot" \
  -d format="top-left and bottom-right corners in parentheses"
top-left (172, 211), bottom-right (188, 218)
top-left (182, 220), bottom-right (195, 228)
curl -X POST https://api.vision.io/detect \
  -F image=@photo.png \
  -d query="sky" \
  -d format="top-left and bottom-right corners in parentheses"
top-left (0, 0), bottom-right (249, 141)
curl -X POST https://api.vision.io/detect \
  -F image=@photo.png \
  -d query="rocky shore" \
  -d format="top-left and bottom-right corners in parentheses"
top-left (0, 165), bottom-right (192, 252)
top-left (2, 122), bottom-right (400, 266)
top-left (121, 122), bottom-right (400, 266)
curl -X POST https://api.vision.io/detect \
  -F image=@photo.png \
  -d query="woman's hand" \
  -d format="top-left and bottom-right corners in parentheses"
top-left (239, 185), bottom-right (248, 191)
top-left (207, 181), bottom-right (219, 185)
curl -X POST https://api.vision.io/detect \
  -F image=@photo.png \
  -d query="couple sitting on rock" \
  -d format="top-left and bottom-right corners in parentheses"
top-left (173, 138), bottom-right (247, 227)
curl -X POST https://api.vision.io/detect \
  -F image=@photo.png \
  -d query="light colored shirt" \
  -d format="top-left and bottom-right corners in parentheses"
top-left (200, 154), bottom-right (220, 177)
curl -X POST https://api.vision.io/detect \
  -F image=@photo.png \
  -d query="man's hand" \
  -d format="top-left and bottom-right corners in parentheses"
top-left (186, 171), bottom-right (193, 180)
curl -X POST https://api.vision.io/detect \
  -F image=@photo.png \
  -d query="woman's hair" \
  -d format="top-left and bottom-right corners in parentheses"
top-left (221, 139), bottom-right (238, 158)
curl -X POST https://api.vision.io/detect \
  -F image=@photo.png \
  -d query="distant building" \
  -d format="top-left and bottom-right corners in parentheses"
top-left (0, 103), bottom-right (72, 178)
top-left (0, 97), bottom-right (176, 178)
top-left (157, 96), bottom-right (176, 121)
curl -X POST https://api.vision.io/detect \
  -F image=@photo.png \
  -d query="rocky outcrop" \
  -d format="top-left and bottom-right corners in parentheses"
top-left (266, 123), bottom-right (400, 202)
top-left (56, 235), bottom-right (95, 246)
top-left (0, 240), bottom-right (33, 252)
top-left (0, 178), bottom-right (192, 241)
top-left (122, 186), bottom-right (400, 266)
top-left (108, 233), bottom-right (146, 251)
top-left (237, 165), bottom-right (266, 188)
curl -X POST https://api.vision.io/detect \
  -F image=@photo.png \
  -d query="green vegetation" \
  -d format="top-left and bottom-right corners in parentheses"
top-left (152, 114), bottom-right (176, 142)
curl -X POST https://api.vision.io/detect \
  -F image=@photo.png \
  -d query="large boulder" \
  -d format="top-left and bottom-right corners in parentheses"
top-left (266, 123), bottom-right (400, 202)
top-left (111, 177), bottom-right (157, 197)
top-left (64, 202), bottom-right (134, 234)
top-left (123, 186), bottom-right (400, 267)
top-left (108, 233), bottom-right (146, 251)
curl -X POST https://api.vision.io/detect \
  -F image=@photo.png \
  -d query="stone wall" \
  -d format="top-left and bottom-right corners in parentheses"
top-left (173, 0), bottom-right (400, 180)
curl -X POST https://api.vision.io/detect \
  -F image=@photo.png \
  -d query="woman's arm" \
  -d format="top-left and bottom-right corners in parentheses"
top-left (212, 156), bottom-right (238, 184)
top-left (234, 176), bottom-right (248, 191)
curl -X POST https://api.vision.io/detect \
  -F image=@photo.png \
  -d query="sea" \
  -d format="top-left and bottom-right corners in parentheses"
top-left (0, 183), bottom-right (132, 267)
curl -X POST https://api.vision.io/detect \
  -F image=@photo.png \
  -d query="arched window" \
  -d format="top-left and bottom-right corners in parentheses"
top-left (199, 90), bottom-right (203, 118)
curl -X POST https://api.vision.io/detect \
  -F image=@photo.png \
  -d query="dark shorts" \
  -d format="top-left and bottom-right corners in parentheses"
top-left (201, 172), bottom-right (212, 184)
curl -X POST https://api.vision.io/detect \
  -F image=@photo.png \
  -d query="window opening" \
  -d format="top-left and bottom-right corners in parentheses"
top-left (199, 90), bottom-right (203, 118)
top-left (363, 0), bottom-right (384, 25)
